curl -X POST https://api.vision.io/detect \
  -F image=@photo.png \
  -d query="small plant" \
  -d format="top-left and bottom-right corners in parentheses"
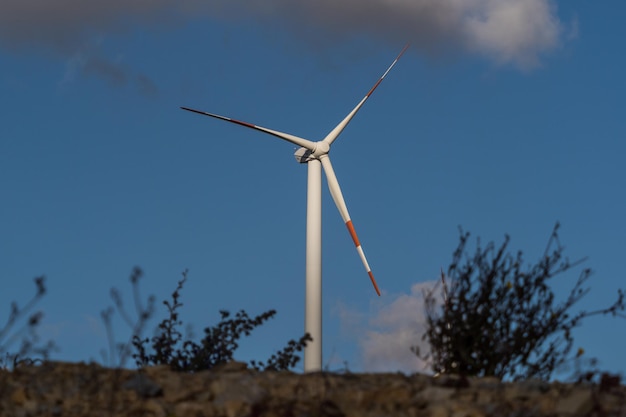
top-left (0, 276), bottom-right (56, 368)
top-left (100, 267), bottom-right (155, 368)
top-left (416, 223), bottom-right (625, 381)
top-left (249, 333), bottom-right (312, 371)
top-left (132, 270), bottom-right (310, 372)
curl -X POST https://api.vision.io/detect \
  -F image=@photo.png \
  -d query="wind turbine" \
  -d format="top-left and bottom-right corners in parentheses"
top-left (181, 44), bottom-right (409, 372)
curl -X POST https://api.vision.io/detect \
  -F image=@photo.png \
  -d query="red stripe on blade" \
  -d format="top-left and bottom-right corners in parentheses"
top-left (346, 220), bottom-right (360, 247)
top-left (231, 119), bottom-right (256, 129)
top-left (366, 79), bottom-right (384, 98)
top-left (369, 271), bottom-right (381, 296)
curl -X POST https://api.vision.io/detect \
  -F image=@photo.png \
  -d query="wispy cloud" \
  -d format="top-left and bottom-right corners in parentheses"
top-left (0, 1), bottom-right (162, 95)
top-left (336, 280), bottom-right (444, 373)
top-left (59, 43), bottom-right (158, 96)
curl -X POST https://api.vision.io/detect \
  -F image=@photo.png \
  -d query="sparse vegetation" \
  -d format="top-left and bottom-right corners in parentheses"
top-left (0, 276), bottom-right (55, 368)
top-left (416, 223), bottom-right (626, 381)
top-left (2, 269), bottom-right (309, 372)
top-left (4, 224), bottom-right (624, 382)
top-left (100, 267), bottom-right (155, 368)
top-left (129, 269), bottom-right (311, 372)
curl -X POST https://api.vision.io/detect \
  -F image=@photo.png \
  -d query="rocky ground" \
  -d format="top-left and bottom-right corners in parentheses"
top-left (0, 361), bottom-right (624, 417)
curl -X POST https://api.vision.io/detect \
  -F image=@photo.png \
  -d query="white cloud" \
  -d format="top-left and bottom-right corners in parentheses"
top-left (336, 280), bottom-right (445, 373)
top-left (0, 0), bottom-right (567, 71)
top-left (461, 0), bottom-right (562, 69)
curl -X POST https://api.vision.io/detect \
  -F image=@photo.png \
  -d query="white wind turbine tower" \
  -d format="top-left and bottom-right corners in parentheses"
top-left (182, 44), bottom-right (409, 372)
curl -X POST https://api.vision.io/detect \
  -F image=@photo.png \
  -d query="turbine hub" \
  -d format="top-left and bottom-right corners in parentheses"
top-left (294, 141), bottom-right (330, 164)
top-left (312, 141), bottom-right (330, 157)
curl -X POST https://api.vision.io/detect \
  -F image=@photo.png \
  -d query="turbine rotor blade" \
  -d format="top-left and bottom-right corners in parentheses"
top-left (322, 43), bottom-right (409, 146)
top-left (181, 107), bottom-right (317, 151)
top-left (320, 156), bottom-right (381, 296)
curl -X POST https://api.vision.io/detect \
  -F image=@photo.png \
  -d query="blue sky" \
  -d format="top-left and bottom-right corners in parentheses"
top-left (1, 1), bottom-right (625, 375)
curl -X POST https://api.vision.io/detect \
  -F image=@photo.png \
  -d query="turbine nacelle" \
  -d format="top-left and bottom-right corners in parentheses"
top-left (294, 147), bottom-right (314, 163)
